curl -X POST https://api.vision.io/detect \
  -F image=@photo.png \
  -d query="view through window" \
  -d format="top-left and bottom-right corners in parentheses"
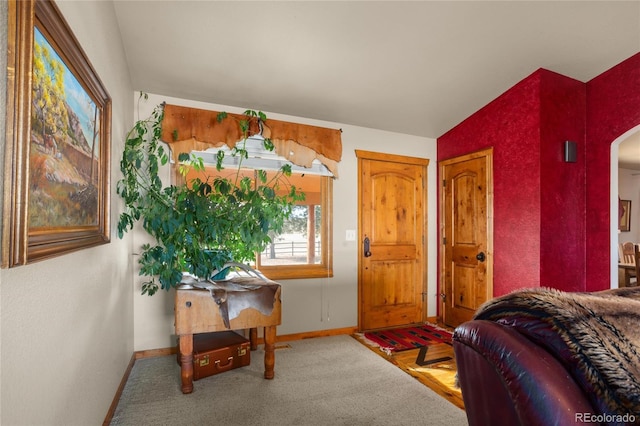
top-left (260, 204), bottom-right (322, 266)
top-left (183, 164), bottom-right (333, 280)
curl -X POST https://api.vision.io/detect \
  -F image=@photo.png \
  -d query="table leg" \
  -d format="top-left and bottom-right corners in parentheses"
top-left (179, 333), bottom-right (194, 394)
top-left (250, 327), bottom-right (258, 351)
top-left (264, 326), bottom-right (276, 379)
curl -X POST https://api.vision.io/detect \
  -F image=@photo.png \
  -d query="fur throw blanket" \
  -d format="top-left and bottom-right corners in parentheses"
top-left (474, 287), bottom-right (640, 419)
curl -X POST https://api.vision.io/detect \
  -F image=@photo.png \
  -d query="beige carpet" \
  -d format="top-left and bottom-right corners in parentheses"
top-left (110, 335), bottom-right (468, 425)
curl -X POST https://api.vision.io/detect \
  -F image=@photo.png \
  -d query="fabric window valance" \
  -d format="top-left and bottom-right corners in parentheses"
top-left (160, 104), bottom-right (342, 177)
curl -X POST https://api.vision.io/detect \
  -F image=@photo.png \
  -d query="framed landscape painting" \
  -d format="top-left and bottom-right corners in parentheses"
top-left (3, 0), bottom-right (111, 267)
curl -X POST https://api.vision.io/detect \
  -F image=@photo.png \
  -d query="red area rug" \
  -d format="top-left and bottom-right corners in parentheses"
top-left (363, 323), bottom-right (452, 354)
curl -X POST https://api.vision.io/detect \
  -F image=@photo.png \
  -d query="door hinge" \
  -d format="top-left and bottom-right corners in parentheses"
top-left (442, 179), bottom-right (446, 187)
top-left (442, 237), bottom-right (446, 245)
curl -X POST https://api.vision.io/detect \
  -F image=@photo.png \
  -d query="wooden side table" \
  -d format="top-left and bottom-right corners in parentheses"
top-left (174, 278), bottom-right (281, 394)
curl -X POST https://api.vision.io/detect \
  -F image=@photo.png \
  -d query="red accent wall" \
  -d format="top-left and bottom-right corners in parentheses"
top-left (585, 52), bottom-right (640, 291)
top-left (539, 73), bottom-right (586, 292)
top-left (438, 69), bottom-right (587, 296)
top-left (439, 71), bottom-right (542, 296)
top-left (438, 52), bottom-right (640, 297)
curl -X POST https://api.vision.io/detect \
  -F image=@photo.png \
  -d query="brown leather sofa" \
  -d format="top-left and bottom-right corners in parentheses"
top-left (453, 320), bottom-right (596, 426)
top-left (452, 287), bottom-right (640, 426)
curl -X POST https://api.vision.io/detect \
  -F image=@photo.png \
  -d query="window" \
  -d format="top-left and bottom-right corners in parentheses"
top-left (182, 164), bottom-right (333, 280)
top-left (257, 172), bottom-right (333, 280)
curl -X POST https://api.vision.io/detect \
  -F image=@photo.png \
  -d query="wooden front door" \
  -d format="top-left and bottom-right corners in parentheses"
top-left (440, 148), bottom-right (493, 328)
top-left (357, 150), bottom-right (428, 331)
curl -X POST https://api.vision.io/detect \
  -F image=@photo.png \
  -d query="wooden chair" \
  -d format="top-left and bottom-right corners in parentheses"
top-left (620, 241), bottom-right (636, 265)
top-left (619, 242), bottom-right (637, 287)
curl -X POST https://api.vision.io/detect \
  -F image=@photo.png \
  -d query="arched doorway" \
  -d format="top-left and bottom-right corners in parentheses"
top-left (610, 125), bottom-right (640, 288)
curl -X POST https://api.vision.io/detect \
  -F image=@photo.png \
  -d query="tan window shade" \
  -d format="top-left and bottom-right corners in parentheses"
top-left (160, 104), bottom-right (342, 177)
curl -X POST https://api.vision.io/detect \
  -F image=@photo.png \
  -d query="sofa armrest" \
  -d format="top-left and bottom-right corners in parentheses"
top-left (453, 320), bottom-right (596, 426)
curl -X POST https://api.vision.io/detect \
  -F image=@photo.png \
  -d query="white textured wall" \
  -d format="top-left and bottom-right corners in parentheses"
top-left (0, 3), bottom-right (439, 423)
top-left (1, 1), bottom-right (134, 425)
top-left (132, 94), bottom-right (439, 351)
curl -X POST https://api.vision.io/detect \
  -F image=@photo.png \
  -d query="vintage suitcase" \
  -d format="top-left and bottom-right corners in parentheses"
top-left (178, 331), bottom-right (251, 380)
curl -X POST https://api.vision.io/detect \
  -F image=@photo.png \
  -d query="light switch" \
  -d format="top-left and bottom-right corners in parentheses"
top-left (345, 229), bottom-right (356, 241)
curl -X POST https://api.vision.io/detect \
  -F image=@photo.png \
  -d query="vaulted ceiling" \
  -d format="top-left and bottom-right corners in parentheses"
top-left (112, 1), bottom-right (640, 168)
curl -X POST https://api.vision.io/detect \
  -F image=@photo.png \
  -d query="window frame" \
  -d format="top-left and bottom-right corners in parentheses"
top-left (175, 162), bottom-right (334, 280)
top-left (256, 175), bottom-right (333, 280)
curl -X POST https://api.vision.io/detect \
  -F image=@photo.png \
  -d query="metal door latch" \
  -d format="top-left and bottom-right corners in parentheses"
top-left (363, 237), bottom-right (372, 257)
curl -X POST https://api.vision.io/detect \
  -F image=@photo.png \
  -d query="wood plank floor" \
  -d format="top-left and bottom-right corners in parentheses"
top-left (353, 333), bottom-right (464, 410)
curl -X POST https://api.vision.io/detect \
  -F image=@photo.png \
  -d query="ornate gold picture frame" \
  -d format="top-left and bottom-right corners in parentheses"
top-left (3, 0), bottom-right (111, 267)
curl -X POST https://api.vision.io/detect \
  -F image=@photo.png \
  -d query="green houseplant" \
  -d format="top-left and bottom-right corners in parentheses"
top-left (117, 100), bottom-right (303, 295)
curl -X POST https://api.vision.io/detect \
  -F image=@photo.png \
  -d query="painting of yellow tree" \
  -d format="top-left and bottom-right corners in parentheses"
top-left (30, 27), bottom-right (101, 228)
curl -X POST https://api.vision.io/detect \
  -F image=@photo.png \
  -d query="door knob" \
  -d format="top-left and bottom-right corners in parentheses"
top-left (476, 252), bottom-right (486, 262)
top-left (363, 237), bottom-right (372, 257)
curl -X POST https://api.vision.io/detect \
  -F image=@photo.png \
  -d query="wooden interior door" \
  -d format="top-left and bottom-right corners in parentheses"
top-left (357, 150), bottom-right (429, 331)
top-left (440, 148), bottom-right (493, 328)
